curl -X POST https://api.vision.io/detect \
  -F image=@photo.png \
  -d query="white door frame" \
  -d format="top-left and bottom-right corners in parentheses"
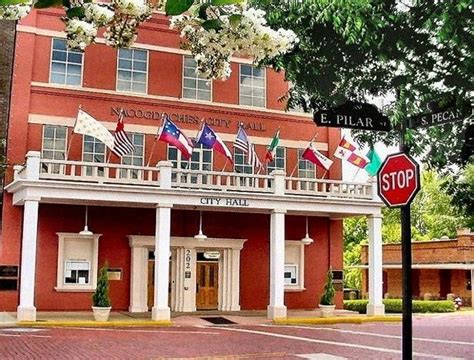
top-left (128, 236), bottom-right (246, 312)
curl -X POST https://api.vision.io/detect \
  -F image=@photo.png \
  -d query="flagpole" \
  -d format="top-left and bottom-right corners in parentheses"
top-left (221, 158), bottom-right (228, 172)
top-left (146, 115), bottom-right (165, 167)
top-left (351, 168), bottom-right (361, 182)
top-left (290, 131), bottom-right (319, 177)
top-left (321, 170), bottom-right (328, 179)
top-left (66, 104), bottom-right (82, 161)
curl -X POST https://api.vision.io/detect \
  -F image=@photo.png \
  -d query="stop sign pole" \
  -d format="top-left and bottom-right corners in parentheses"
top-left (377, 128), bottom-right (420, 360)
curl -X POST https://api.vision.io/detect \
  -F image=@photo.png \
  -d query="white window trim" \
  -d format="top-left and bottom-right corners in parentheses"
top-left (49, 38), bottom-right (84, 87)
top-left (120, 132), bottom-right (145, 167)
top-left (55, 232), bottom-right (101, 292)
top-left (284, 240), bottom-right (305, 292)
top-left (41, 124), bottom-right (68, 160)
top-left (116, 48), bottom-right (149, 95)
top-left (267, 146), bottom-right (286, 174)
top-left (167, 143), bottom-right (213, 171)
top-left (239, 64), bottom-right (266, 108)
top-left (182, 56), bottom-right (213, 102)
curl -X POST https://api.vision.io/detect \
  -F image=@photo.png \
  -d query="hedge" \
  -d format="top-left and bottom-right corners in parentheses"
top-left (344, 299), bottom-right (455, 314)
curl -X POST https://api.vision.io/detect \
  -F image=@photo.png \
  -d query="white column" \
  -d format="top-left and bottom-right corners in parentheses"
top-left (17, 199), bottom-right (39, 321)
top-left (128, 246), bottom-right (148, 313)
top-left (267, 209), bottom-right (287, 319)
top-left (152, 204), bottom-right (172, 321)
top-left (367, 214), bottom-right (385, 316)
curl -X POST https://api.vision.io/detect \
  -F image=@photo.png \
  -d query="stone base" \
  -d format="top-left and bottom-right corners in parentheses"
top-left (152, 306), bottom-right (171, 321)
top-left (267, 305), bottom-right (287, 319)
top-left (128, 305), bottom-right (149, 313)
top-left (17, 306), bottom-right (37, 321)
top-left (367, 303), bottom-right (385, 316)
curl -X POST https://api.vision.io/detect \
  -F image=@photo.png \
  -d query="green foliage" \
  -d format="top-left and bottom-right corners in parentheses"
top-left (165, 0), bottom-right (195, 16)
top-left (320, 269), bottom-right (335, 305)
top-left (445, 163), bottom-right (474, 229)
top-left (92, 263), bottom-right (111, 308)
top-left (344, 299), bottom-right (455, 314)
top-left (0, 0), bottom-right (30, 5)
top-left (34, 0), bottom-right (63, 8)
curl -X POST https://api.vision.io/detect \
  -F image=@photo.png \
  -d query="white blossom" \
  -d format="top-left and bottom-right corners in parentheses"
top-left (0, 2), bottom-right (32, 20)
top-left (114, 0), bottom-right (149, 17)
top-left (65, 18), bottom-right (98, 51)
top-left (84, 3), bottom-right (115, 27)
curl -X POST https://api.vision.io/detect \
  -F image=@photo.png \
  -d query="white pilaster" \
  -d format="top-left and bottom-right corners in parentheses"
top-left (128, 246), bottom-right (148, 313)
top-left (17, 199), bottom-right (39, 321)
top-left (152, 204), bottom-right (172, 321)
top-left (267, 209), bottom-right (287, 319)
top-left (367, 214), bottom-right (385, 316)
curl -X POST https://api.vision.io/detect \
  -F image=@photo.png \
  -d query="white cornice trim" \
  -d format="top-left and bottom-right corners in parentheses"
top-left (128, 235), bottom-right (247, 250)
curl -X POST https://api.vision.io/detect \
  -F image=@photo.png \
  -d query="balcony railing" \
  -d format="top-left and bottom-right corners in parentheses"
top-left (12, 152), bottom-right (375, 201)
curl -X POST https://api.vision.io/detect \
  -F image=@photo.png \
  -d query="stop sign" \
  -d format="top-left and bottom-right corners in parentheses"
top-left (377, 152), bottom-right (420, 207)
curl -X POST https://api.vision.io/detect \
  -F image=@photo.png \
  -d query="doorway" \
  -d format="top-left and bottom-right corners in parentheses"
top-left (147, 250), bottom-right (172, 310)
top-left (196, 261), bottom-right (219, 310)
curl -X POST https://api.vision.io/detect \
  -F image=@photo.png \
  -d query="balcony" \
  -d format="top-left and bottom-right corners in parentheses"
top-left (6, 151), bottom-right (382, 216)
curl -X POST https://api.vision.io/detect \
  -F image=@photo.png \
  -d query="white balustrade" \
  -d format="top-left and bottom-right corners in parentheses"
top-left (16, 157), bottom-right (375, 200)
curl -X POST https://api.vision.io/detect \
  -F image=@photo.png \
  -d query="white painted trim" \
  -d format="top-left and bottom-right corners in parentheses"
top-left (116, 48), bottom-right (149, 95)
top-left (128, 235), bottom-right (247, 250)
top-left (182, 55), bottom-right (213, 103)
top-left (30, 81), bottom-right (312, 119)
top-left (354, 264), bottom-right (474, 270)
top-left (17, 25), bottom-right (256, 65)
top-left (55, 232), bottom-right (101, 292)
top-left (49, 38), bottom-right (84, 88)
top-left (28, 113), bottom-right (326, 150)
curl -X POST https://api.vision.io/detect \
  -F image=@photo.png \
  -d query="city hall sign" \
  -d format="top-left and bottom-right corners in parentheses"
top-left (111, 107), bottom-right (266, 132)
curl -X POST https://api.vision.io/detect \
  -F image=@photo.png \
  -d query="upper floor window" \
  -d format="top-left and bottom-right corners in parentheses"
top-left (267, 147), bottom-right (286, 174)
top-left (240, 65), bottom-right (265, 108)
top-left (42, 125), bottom-right (67, 174)
top-left (298, 148), bottom-right (315, 179)
top-left (50, 38), bottom-right (83, 86)
top-left (82, 135), bottom-right (106, 176)
top-left (234, 148), bottom-right (253, 174)
top-left (168, 143), bottom-right (213, 184)
top-left (117, 48), bottom-right (147, 94)
top-left (120, 133), bottom-right (144, 179)
top-left (183, 57), bottom-right (211, 101)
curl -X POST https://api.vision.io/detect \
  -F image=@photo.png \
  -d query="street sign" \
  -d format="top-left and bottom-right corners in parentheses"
top-left (314, 100), bottom-right (391, 131)
top-left (377, 153), bottom-right (420, 207)
top-left (408, 106), bottom-right (471, 129)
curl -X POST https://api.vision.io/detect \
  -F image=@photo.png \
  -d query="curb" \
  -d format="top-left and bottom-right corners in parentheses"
top-left (274, 316), bottom-right (402, 325)
top-left (16, 320), bottom-right (172, 328)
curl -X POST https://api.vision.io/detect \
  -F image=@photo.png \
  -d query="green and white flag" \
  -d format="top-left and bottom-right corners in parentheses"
top-left (265, 129), bottom-right (280, 162)
top-left (364, 147), bottom-right (382, 176)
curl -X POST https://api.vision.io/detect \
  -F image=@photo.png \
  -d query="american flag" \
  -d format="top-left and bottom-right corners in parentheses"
top-left (248, 143), bottom-right (262, 170)
top-left (234, 126), bottom-right (249, 153)
top-left (111, 110), bottom-right (135, 157)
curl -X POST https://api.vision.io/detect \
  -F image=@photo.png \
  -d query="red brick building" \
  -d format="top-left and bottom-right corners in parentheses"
top-left (361, 229), bottom-right (474, 306)
top-left (0, 8), bottom-right (385, 322)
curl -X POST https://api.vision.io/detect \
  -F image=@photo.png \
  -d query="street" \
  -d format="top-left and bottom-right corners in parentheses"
top-left (1, 314), bottom-right (473, 359)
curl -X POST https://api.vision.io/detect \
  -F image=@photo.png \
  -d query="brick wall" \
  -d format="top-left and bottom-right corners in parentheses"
top-left (0, 21), bottom-right (15, 194)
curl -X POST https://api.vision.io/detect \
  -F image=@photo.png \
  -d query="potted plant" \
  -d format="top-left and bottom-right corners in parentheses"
top-left (319, 269), bottom-right (336, 317)
top-left (92, 262), bottom-right (111, 322)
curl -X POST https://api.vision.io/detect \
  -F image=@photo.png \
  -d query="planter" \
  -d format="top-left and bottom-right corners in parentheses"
top-left (319, 304), bottom-right (336, 318)
top-left (92, 306), bottom-right (112, 322)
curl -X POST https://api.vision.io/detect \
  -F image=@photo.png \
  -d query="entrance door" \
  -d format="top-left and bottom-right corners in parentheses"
top-left (147, 251), bottom-right (172, 310)
top-left (439, 269), bottom-right (451, 298)
top-left (196, 262), bottom-right (219, 310)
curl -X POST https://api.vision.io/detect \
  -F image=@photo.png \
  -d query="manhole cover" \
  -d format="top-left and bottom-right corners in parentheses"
top-left (201, 317), bottom-right (236, 325)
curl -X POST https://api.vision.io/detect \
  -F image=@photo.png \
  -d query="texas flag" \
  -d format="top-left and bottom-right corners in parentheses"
top-left (157, 116), bottom-right (194, 159)
top-left (196, 123), bottom-right (233, 162)
top-left (302, 143), bottom-right (333, 171)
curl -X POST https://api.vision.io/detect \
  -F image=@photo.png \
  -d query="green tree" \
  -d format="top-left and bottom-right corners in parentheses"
top-left (92, 263), bottom-right (111, 308)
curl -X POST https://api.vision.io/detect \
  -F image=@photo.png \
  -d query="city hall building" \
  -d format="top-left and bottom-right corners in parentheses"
top-left (0, 8), bottom-right (385, 321)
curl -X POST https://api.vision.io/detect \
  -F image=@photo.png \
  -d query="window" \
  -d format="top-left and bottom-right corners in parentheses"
top-left (285, 241), bottom-right (305, 291)
top-left (284, 265), bottom-right (298, 286)
top-left (297, 149), bottom-right (315, 179)
top-left (240, 65), bottom-right (265, 107)
top-left (168, 143), bottom-right (213, 183)
top-left (42, 125), bottom-right (67, 174)
top-left (50, 38), bottom-right (83, 86)
top-left (234, 148), bottom-right (253, 174)
top-left (82, 135), bottom-right (106, 176)
top-left (117, 48), bottom-right (148, 93)
top-left (120, 133), bottom-right (144, 179)
top-left (56, 233), bottom-right (100, 291)
top-left (267, 147), bottom-right (286, 174)
top-left (183, 57), bottom-right (211, 101)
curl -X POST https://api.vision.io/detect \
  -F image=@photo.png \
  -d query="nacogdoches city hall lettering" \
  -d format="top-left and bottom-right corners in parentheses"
top-left (200, 197), bottom-right (250, 207)
top-left (111, 107), bottom-right (266, 132)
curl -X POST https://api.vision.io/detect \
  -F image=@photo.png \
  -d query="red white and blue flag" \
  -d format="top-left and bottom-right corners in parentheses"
top-left (111, 109), bottom-right (135, 158)
top-left (157, 116), bottom-right (194, 160)
top-left (233, 126), bottom-right (261, 170)
top-left (196, 123), bottom-right (233, 162)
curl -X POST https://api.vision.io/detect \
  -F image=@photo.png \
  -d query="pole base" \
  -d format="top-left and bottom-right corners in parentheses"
top-left (367, 303), bottom-right (385, 316)
top-left (17, 306), bottom-right (37, 321)
top-left (151, 306), bottom-right (171, 321)
top-left (267, 305), bottom-right (287, 319)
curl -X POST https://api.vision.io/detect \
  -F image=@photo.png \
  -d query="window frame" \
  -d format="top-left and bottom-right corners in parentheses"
top-left (49, 38), bottom-right (84, 87)
top-left (120, 133), bottom-right (145, 179)
top-left (297, 148), bottom-right (316, 179)
top-left (284, 240), bottom-right (306, 292)
top-left (233, 147), bottom-right (253, 175)
top-left (239, 64), bottom-right (266, 108)
top-left (284, 264), bottom-right (299, 286)
top-left (116, 48), bottom-right (149, 94)
top-left (266, 146), bottom-right (286, 174)
top-left (82, 135), bottom-right (107, 177)
top-left (55, 233), bottom-right (101, 292)
top-left (182, 56), bottom-right (212, 102)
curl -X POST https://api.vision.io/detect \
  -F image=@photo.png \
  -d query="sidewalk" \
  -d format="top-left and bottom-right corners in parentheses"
top-left (1, 309), bottom-right (401, 328)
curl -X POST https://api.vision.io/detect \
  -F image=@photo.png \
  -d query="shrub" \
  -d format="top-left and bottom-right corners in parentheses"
top-left (320, 269), bottom-right (336, 305)
top-left (92, 262), bottom-right (111, 308)
top-left (344, 299), bottom-right (455, 314)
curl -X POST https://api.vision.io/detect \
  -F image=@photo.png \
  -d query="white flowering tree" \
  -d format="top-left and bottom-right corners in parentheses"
top-left (0, 0), bottom-right (298, 80)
